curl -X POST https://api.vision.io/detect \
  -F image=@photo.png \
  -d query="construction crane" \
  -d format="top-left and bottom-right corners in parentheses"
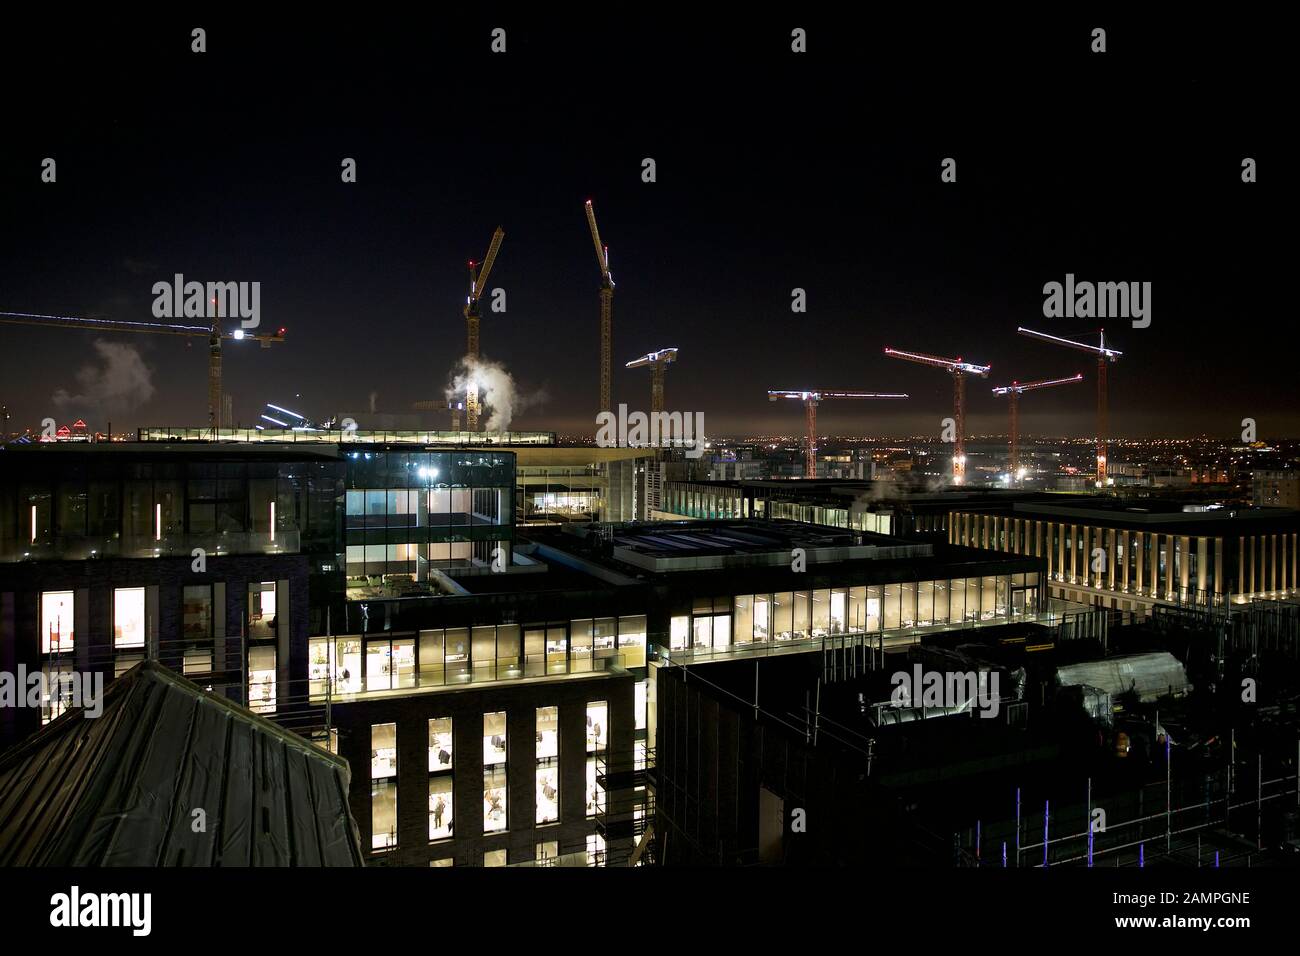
top-left (768, 389), bottom-right (908, 478)
top-left (1017, 327), bottom-right (1122, 487)
top-left (990, 373), bottom-right (1084, 483)
top-left (883, 347), bottom-right (991, 485)
top-left (463, 226), bottom-right (505, 431)
top-left (0, 310), bottom-right (285, 431)
top-left (584, 200), bottom-right (615, 417)
top-left (625, 348), bottom-right (678, 415)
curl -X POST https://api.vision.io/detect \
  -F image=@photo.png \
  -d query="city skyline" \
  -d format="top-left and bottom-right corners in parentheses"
top-left (0, 15), bottom-right (1287, 438)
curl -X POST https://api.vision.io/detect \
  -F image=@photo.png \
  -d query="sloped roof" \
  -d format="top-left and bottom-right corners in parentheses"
top-left (0, 660), bottom-right (363, 866)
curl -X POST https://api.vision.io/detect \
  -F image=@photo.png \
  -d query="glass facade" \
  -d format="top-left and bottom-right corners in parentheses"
top-left (342, 450), bottom-right (513, 600)
top-left (311, 616), bottom-right (644, 697)
top-left (0, 454), bottom-right (343, 561)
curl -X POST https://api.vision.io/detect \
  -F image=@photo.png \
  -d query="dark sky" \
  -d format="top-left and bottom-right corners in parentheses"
top-left (0, 11), bottom-right (1288, 438)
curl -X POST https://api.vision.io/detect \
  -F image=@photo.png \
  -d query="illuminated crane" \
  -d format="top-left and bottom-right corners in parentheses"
top-left (1017, 327), bottom-right (1122, 486)
top-left (768, 389), bottom-right (909, 478)
top-left (0, 310), bottom-right (285, 432)
top-left (626, 348), bottom-right (678, 415)
top-left (990, 373), bottom-right (1084, 483)
top-left (585, 200), bottom-right (615, 417)
top-left (883, 347), bottom-right (991, 484)
top-left (463, 226), bottom-right (505, 431)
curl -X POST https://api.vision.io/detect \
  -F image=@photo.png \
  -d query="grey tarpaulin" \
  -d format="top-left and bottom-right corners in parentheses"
top-left (1054, 651), bottom-right (1192, 705)
top-left (0, 660), bottom-right (363, 866)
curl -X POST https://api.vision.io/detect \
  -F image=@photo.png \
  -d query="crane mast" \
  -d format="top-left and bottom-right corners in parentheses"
top-left (462, 226), bottom-right (505, 431)
top-left (585, 200), bottom-right (615, 419)
top-left (1017, 327), bottom-right (1121, 487)
top-left (768, 389), bottom-right (909, 478)
top-left (0, 310), bottom-right (284, 433)
top-left (990, 373), bottom-right (1085, 481)
top-left (883, 347), bottom-right (991, 484)
top-left (626, 348), bottom-right (678, 415)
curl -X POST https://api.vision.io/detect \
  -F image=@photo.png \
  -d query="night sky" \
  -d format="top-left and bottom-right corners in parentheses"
top-left (0, 12), bottom-right (1287, 438)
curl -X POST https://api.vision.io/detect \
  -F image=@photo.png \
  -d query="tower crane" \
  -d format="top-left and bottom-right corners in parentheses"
top-left (883, 347), bottom-right (991, 485)
top-left (767, 389), bottom-right (908, 478)
top-left (0, 310), bottom-right (285, 432)
top-left (625, 348), bottom-right (678, 415)
top-left (584, 200), bottom-right (615, 417)
top-left (990, 373), bottom-right (1084, 483)
top-left (1017, 327), bottom-right (1122, 486)
top-left (463, 226), bottom-right (505, 431)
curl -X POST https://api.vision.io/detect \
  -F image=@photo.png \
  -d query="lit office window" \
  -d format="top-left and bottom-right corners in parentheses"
top-left (483, 711), bottom-right (507, 766)
top-left (335, 637), bottom-right (362, 692)
top-left (593, 618), bottom-right (616, 665)
top-left (484, 849), bottom-right (507, 866)
top-left (496, 625), bottom-right (520, 679)
top-left (586, 701), bottom-right (607, 752)
top-left (182, 647), bottom-right (212, 676)
top-left (586, 700), bottom-right (607, 820)
top-left (636, 680), bottom-right (648, 732)
top-left (472, 626), bottom-right (496, 680)
top-left (372, 722), bottom-right (398, 850)
top-left (429, 717), bottom-right (453, 771)
top-left (365, 638), bottom-right (392, 691)
top-left (848, 587), bottom-right (867, 633)
top-left (536, 706), bottom-right (559, 825)
top-left (248, 581), bottom-right (277, 640)
top-left (308, 638), bottom-right (331, 698)
top-left (617, 615), bottom-right (646, 666)
top-left (182, 585), bottom-right (212, 643)
top-left (248, 645), bottom-right (276, 714)
top-left (812, 588), bottom-right (831, 636)
top-left (586, 758), bottom-right (603, 818)
top-left (430, 858), bottom-right (453, 867)
top-left (670, 615), bottom-right (688, 651)
top-left (754, 594), bottom-right (773, 642)
top-left (372, 779), bottom-right (397, 850)
top-left (829, 588), bottom-right (847, 634)
top-left (733, 596), bottom-right (754, 644)
top-left (39, 665), bottom-right (74, 725)
top-left (773, 592), bottom-right (793, 640)
top-left (536, 841), bottom-right (559, 866)
top-left (429, 775), bottom-right (453, 841)
top-left (113, 587), bottom-right (145, 648)
top-left (40, 591), bottom-right (74, 654)
top-left (372, 723), bottom-right (397, 779)
top-left (536, 765), bottom-right (559, 825)
top-left (792, 591), bottom-right (810, 639)
top-left (587, 832), bottom-right (606, 866)
top-left (536, 706), bottom-right (558, 759)
top-left (483, 767), bottom-right (508, 833)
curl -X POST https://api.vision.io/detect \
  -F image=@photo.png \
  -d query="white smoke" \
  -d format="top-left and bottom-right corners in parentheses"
top-left (446, 355), bottom-right (546, 432)
top-left (52, 340), bottom-right (155, 417)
